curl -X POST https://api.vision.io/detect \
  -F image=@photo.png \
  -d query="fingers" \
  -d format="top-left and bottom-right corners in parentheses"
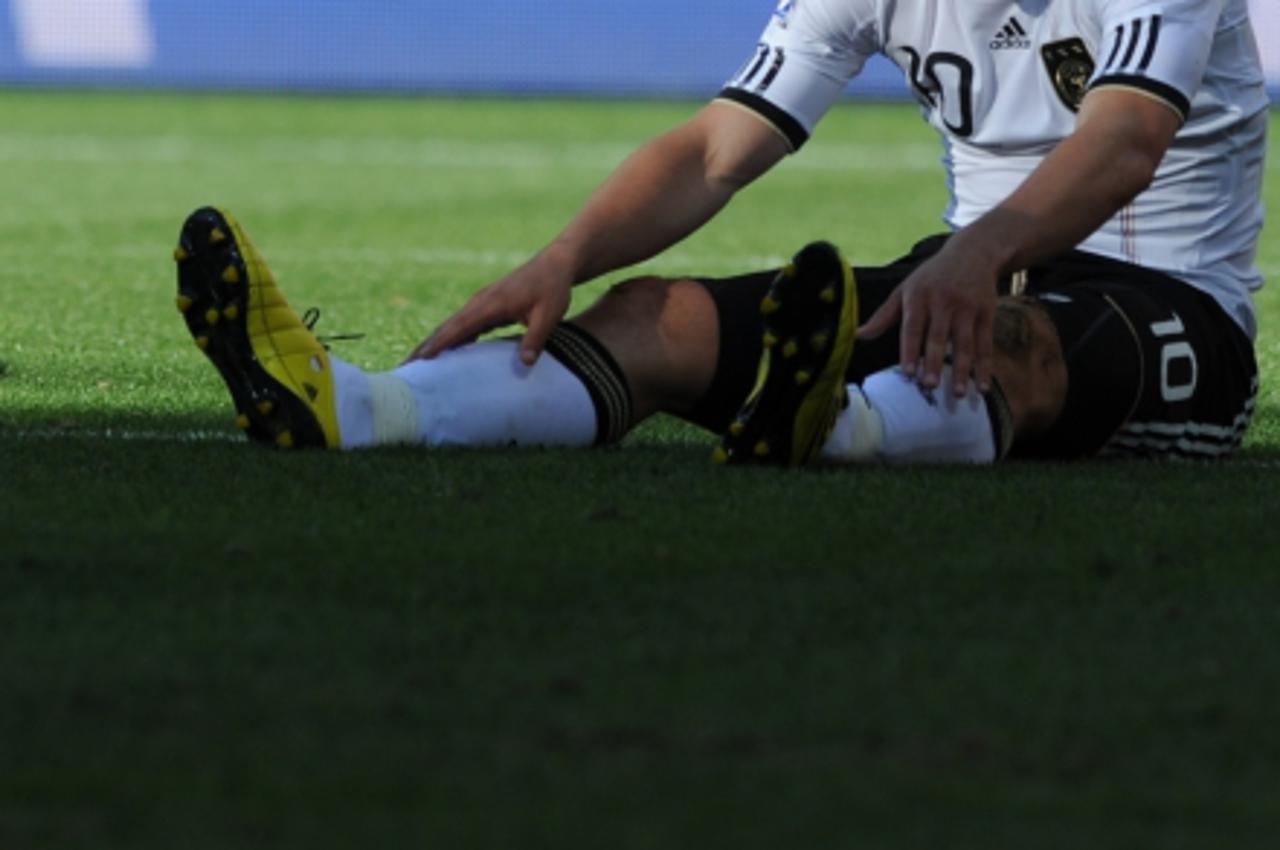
top-left (517, 300), bottom-right (558, 365)
top-left (919, 309), bottom-right (951, 390)
top-left (403, 271), bottom-right (572, 365)
top-left (913, 307), bottom-right (991, 396)
top-left (404, 290), bottom-right (506, 364)
top-left (897, 294), bottom-right (926, 381)
top-left (948, 314), bottom-right (975, 397)
top-left (941, 303), bottom-right (996, 397)
top-left (893, 296), bottom-right (992, 396)
top-left (973, 308), bottom-right (995, 395)
top-left (864, 252), bottom-right (998, 394)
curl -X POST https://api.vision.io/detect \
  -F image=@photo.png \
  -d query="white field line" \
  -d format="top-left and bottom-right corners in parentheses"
top-left (20, 237), bottom-right (1275, 281)
top-left (0, 132), bottom-right (942, 172)
top-left (8, 235), bottom-right (1273, 282)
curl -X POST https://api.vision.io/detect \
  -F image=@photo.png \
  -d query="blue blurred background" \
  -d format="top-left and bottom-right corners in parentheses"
top-left (0, 0), bottom-right (1276, 100)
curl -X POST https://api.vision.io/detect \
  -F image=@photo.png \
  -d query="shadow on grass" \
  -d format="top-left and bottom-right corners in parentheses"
top-left (4, 403), bottom-right (1280, 473)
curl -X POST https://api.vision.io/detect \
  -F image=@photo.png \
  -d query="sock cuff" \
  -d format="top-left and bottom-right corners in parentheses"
top-left (544, 323), bottom-right (633, 445)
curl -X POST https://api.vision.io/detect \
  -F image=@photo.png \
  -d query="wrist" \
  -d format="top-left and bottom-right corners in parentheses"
top-left (949, 212), bottom-right (1026, 278)
top-left (534, 238), bottom-right (587, 285)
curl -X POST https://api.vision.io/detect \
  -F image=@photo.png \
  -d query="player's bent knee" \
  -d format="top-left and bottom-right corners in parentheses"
top-left (990, 297), bottom-right (1068, 435)
top-left (598, 275), bottom-right (675, 321)
top-left (592, 276), bottom-right (715, 339)
top-left (572, 275), bottom-right (720, 418)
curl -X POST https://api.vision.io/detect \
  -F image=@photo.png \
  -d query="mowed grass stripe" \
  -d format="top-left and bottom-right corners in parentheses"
top-left (0, 131), bottom-right (943, 172)
top-left (0, 240), bottom-right (791, 273)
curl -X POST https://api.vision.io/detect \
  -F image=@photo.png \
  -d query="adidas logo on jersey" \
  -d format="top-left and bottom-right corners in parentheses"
top-left (990, 17), bottom-right (1031, 50)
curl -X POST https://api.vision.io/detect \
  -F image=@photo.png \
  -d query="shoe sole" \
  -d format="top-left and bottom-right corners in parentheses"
top-left (713, 241), bottom-right (857, 467)
top-left (174, 207), bottom-right (326, 449)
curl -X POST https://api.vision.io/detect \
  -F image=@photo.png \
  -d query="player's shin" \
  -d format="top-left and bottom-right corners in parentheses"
top-left (333, 325), bottom-right (632, 449)
top-left (818, 367), bottom-right (1013, 464)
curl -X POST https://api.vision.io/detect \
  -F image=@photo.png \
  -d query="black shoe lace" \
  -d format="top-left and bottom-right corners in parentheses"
top-left (302, 307), bottom-right (365, 349)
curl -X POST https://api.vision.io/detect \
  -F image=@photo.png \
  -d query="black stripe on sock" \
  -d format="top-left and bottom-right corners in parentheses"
top-left (984, 378), bottom-right (1015, 461)
top-left (544, 323), bottom-right (634, 446)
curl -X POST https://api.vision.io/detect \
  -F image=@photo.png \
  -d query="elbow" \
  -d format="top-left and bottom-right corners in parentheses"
top-left (701, 132), bottom-right (788, 193)
top-left (690, 100), bottom-right (791, 193)
top-left (703, 139), bottom-right (763, 191)
top-left (705, 162), bottom-right (755, 193)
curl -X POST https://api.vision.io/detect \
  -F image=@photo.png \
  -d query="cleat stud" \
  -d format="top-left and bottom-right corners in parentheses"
top-left (175, 295), bottom-right (193, 313)
top-left (195, 336), bottom-right (210, 351)
top-left (795, 371), bottom-right (812, 386)
top-left (763, 331), bottom-right (779, 349)
top-left (711, 446), bottom-right (730, 465)
top-left (754, 441), bottom-right (771, 457)
top-left (257, 401), bottom-right (275, 416)
top-left (209, 228), bottom-right (227, 245)
top-left (820, 286), bottom-right (837, 304)
top-left (205, 308), bottom-right (220, 326)
top-left (276, 431), bottom-right (294, 449)
top-left (782, 340), bottom-right (799, 359)
top-left (235, 414), bottom-right (251, 430)
top-left (729, 421), bottom-right (746, 437)
top-left (223, 304), bottom-right (240, 320)
top-left (811, 332), bottom-right (830, 352)
top-left (781, 263), bottom-right (798, 279)
top-left (760, 295), bottom-right (781, 316)
top-left (221, 266), bottom-right (240, 285)
top-left (174, 246), bottom-right (189, 262)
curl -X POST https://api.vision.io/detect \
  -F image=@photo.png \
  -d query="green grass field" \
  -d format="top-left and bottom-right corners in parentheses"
top-left (1, 90), bottom-right (1279, 848)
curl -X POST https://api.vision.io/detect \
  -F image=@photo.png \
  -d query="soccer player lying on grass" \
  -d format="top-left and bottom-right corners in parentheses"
top-left (175, 0), bottom-right (1266, 464)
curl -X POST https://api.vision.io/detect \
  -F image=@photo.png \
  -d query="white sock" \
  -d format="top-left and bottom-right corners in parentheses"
top-left (818, 366), bottom-right (996, 464)
top-left (328, 342), bottom-right (597, 449)
top-left (817, 385), bottom-right (884, 462)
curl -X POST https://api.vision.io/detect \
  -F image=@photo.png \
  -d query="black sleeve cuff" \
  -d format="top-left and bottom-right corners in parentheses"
top-left (1089, 74), bottom-right (1191, 121)
top-left (715, 87), bottom-right (810, 151)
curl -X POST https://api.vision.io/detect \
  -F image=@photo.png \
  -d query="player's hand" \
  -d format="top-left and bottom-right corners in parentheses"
top-left (858, 242), bottom-right (998, 397)
top-left (405, 257), bottom-right (573, 365)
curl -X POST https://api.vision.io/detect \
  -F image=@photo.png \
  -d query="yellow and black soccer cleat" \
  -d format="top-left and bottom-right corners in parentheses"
top-left (713, 241), bottom-right (858, 468)
top-left (174, 207), bottom-right (341, 449)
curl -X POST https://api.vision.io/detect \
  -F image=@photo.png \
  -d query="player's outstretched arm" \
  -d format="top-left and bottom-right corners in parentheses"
top-left (860, 88), bottom-right (1181, 396)
top-left (408, 102), bottom-right (790, 365)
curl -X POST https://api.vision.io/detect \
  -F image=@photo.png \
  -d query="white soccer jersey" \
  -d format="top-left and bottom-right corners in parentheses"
top-left (721, 0), bottom-right (1269, 337)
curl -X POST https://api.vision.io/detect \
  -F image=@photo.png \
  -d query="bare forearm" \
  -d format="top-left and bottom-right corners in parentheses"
top-left (531, 104), bottom-right (788, 285)
top-left (952, 134), bottom-right (1158, 274)
top-left (415, 103), bottom-right (786, 363)
top-left (547, 132), bottom-right (735, 282)
top-left (861, 89), bottom-right (1181, 395)
top-left (949, 90), bottom-right (1180, 276)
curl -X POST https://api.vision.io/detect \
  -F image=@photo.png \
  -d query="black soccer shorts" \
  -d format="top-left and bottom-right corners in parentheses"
top-left (689, 235), bottom-right (1258, 460)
